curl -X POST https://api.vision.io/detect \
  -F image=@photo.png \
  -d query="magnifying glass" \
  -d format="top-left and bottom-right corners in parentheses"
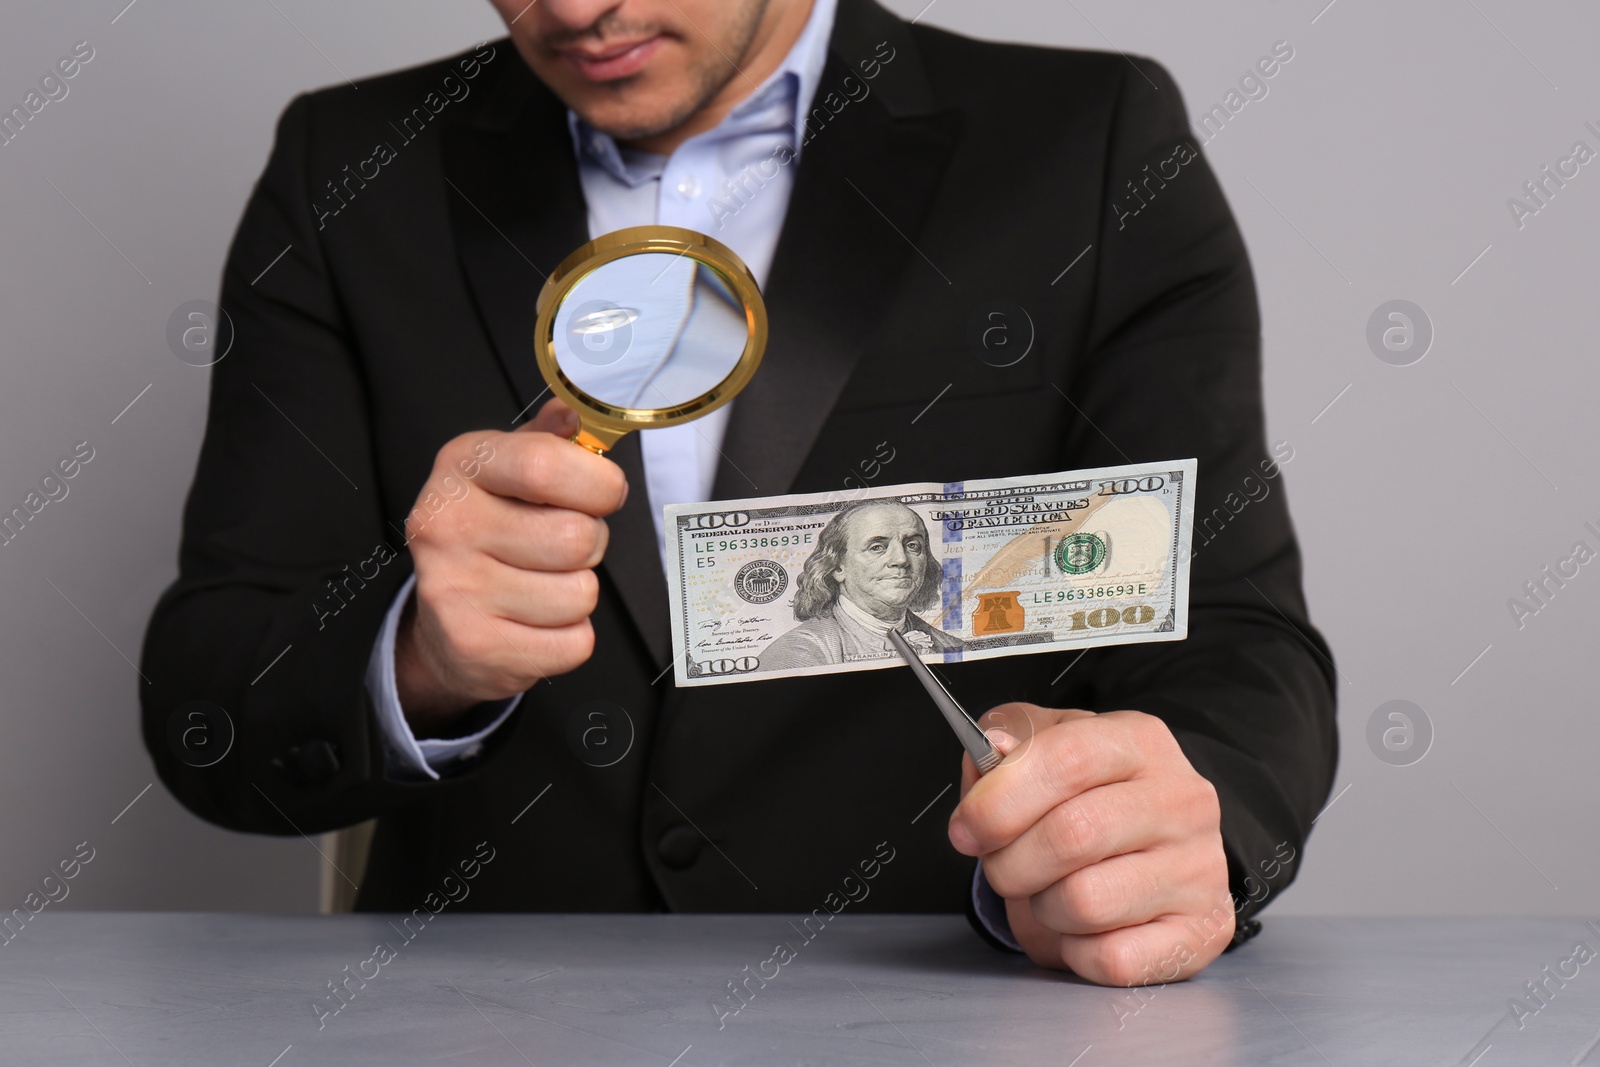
top-left (533, 225), bottom-right (769, 454)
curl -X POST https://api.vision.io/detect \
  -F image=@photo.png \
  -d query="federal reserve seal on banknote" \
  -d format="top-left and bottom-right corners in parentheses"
top-left (664, 459), bottom-right (1196, 687)
top-left (733, 559), bottom-right (788, 604)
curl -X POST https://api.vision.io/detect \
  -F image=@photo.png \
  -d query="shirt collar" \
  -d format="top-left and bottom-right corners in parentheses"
top-left (567, 0), bottom-right (838, 185)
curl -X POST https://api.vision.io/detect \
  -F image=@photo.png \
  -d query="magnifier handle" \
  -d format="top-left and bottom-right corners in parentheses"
top-left (569, 429), bottom-right (610, 455)
top-left (567, 423), bottom-right (625, 455)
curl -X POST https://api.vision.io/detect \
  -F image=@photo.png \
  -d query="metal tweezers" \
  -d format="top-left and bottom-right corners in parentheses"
top-left (886, 628), bottom-right (1003, 775)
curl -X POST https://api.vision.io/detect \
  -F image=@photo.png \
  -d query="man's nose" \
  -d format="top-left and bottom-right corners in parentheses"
top-left (536, 0), bottom-right (626, 32)
top-left (884, 539), bottom-right (909, 567)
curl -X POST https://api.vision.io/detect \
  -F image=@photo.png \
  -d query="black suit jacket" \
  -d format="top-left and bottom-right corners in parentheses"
top-left (141, 0), bottom-right (1337, 925)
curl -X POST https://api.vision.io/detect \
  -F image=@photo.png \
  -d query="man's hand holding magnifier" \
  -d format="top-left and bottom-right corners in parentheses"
top-left (948, 704), bottom-right (1236, 987)
top-left (395, 399), bottom-right (626, 735)
top-left (393, 227), bottom-right (763, 734)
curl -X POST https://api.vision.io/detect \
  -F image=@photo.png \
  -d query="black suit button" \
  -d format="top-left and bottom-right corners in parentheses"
top-left (657, 825), bottom-right (703, 870)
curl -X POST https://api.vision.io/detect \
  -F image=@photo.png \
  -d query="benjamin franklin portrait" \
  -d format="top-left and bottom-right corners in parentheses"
top-left (758, 501), bottom-right (964, 672)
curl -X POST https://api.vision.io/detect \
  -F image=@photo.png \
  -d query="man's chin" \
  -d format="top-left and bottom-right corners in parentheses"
top-left (538, 47), bottom-right (733, 145)
top-left (571, 99), bottom-right (693, 142)
top-left (553, 66), bottom-right (708, 144)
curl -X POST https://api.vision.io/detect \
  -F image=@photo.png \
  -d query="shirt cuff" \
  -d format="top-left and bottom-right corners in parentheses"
top-left (365, 574), bottom-right (521, 781)
top-left (971, 860), bottom-right (1023, 953)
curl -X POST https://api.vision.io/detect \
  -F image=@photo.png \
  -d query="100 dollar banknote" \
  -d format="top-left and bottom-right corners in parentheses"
top-left (664, 459), bottom-right (1196, 687)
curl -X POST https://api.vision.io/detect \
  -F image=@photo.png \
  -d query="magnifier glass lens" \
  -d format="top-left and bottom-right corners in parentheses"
top-left (533, 226), bottom-right (768, 453)
top-left (553, 254), bottom-right (749, 410)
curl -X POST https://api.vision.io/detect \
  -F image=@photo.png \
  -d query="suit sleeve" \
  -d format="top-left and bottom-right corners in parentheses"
top-left (139, 94), bottom-right (516, 836)
top-left (366, 575), bottom-right (522, 779)
top-left (1054, 59), bottom-right (1338, 923)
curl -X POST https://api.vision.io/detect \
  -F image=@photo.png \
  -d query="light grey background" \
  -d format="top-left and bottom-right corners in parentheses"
top-left (0, 0), bottom-right (1592, 917)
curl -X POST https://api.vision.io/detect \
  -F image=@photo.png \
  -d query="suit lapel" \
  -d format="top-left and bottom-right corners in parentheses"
top-left (442, 62), bottom-right (583, 420)
top-left (712, 0), bottom-right (961, 500)
top-left (442, 62), bottom-right (671, 665)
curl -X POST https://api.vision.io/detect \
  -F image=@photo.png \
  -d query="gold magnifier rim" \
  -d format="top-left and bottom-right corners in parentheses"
top-left (533, 225), bottom-right (768, 452)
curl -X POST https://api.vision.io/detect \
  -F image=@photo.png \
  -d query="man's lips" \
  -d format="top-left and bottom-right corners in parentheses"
top-left (559, 35), bottom-right (664, 82)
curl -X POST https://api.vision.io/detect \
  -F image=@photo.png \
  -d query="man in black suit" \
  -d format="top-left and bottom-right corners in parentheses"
top-left (142, 0), bottom-right (1336, 989)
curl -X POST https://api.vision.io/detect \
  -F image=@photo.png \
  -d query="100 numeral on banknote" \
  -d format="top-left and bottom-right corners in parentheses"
top-left (664, 459), bottom-right (1196, 687)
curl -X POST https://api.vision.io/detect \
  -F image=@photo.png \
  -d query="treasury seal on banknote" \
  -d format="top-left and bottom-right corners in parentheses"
top-left (1054, 532), bottom-right (1107, 575)
top-left (733, 559), bottom-right (788, 604)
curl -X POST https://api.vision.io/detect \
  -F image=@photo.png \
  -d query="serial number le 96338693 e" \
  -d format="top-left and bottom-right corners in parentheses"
top-left (1031, 583), bottom-right (1147, 603)
top-left (692, 532), bottom-right (814, 566)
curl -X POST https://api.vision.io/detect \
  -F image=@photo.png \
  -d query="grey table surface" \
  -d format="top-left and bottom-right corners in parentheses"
top-left (1, 914), bottom-right (1597, 1066)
